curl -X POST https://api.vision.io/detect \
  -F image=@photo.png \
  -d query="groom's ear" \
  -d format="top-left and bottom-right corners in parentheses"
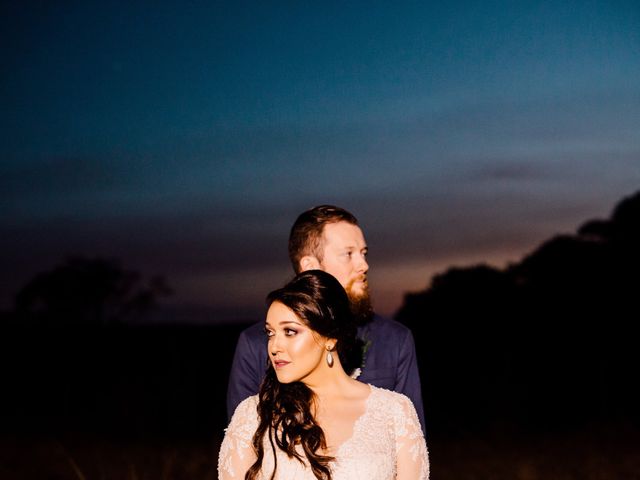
top-left (299, 255), bottom-right (321, 272)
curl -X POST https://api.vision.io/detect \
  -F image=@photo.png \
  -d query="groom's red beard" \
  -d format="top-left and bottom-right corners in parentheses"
top-left (346, 279), bottom-right (374, 326)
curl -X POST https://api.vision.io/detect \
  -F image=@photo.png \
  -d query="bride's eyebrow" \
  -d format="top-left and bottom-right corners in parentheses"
top-left (265, 319), bottom-right (303, 328)
top-left (279, 320), bottom-right (303, 326)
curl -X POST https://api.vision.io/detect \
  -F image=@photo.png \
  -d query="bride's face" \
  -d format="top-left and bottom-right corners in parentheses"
top-left (265, 301), bottom-right (328, 384)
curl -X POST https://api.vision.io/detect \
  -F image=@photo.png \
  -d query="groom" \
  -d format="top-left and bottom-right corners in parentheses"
top-left (226, 205), bottom-right (425, 430)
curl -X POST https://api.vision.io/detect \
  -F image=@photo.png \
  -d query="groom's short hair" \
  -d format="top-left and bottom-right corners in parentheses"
top-left (288, 205), bottom-right (359, 273)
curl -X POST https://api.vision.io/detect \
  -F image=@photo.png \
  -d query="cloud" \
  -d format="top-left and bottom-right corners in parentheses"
top-left (470, 162), bottom-right (549, 182)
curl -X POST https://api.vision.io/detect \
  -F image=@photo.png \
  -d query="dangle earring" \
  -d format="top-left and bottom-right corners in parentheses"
top-left (326, 346), bottom-right (334, 367)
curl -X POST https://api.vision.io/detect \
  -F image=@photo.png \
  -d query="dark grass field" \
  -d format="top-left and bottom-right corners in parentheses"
top-left (2, 325), bottom-right (639, 479)
top-left (2, 423), bottom-right (639, 479)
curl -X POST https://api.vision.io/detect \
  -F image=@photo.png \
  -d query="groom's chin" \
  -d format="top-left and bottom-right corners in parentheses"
top-left (348, 291), bottom-right (373, 325)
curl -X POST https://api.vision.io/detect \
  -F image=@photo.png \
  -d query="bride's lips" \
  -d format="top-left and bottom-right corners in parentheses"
top-left (273, 360), bottom-right (290, 368)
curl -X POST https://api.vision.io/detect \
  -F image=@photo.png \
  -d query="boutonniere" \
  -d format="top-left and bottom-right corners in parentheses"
top-left (360, 340), bottom-right (372, 368)
top-left (350, 339), bottom-right (372, 379)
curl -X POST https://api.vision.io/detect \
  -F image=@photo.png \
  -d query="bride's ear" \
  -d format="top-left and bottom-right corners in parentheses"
top-left (299, 255), bottom-right (321, 272)
top-left (325, 341), bottom-right (337, 351)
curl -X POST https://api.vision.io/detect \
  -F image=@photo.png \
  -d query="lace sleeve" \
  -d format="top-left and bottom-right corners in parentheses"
top-left (218, 395), bottom-right (259, 480)
top-left (394, 394), bottom-right (430, 480)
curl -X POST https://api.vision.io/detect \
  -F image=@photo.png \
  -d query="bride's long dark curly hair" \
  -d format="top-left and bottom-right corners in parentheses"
top-left (245, 270), bottom-right (363, 480)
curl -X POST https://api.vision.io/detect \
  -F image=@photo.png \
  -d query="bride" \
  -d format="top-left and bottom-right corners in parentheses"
top-left (218, 270), bottom-right (429, 480)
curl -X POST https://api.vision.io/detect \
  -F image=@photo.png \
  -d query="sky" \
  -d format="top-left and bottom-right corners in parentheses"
top-left (2, 1), bottom-right (639, 322)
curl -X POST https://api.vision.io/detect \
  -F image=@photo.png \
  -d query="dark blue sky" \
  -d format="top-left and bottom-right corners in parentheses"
top-left (2, 1), bottom-right (639, 321)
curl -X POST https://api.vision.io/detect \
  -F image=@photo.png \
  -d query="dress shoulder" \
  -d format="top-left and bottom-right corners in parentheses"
top-left (370, 385), bottom-right (429, 478)
top-left (335, 385), bottom-right (429, 480)
top-left (371, 385), bottom-right (420, 428)
top-left (368, 383), bottom-right (413, 404)
top-left (232, 395), bottom-right (259, 419)
top-left (227, 395), bottom-right (259, 442)
top-left (218, 395), bottom-right (259, 479)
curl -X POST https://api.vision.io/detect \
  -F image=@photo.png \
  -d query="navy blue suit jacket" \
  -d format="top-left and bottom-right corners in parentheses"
top-left (226, 314), bottom-right (425, 432)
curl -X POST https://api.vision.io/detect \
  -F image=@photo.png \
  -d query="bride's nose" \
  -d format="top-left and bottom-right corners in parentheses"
top-left (270, 334), bottom-right (283, 356)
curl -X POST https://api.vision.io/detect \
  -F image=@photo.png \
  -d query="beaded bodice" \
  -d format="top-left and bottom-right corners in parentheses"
top-left (218, 385), bottom-right (429, 480)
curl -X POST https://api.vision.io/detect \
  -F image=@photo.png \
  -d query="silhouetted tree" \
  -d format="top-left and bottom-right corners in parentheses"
top-left (396, 190), bottom-right (640, 432)
top-left (14, 256), bottom-right (172, 326)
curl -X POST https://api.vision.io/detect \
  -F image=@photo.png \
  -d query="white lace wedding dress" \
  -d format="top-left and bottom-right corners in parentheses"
top-left (218, 385), bottom-right (429, 479)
